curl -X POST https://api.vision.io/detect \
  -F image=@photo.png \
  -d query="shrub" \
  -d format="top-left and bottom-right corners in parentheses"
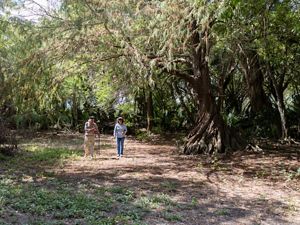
top-left (0, 117), bottom-right (18, 157)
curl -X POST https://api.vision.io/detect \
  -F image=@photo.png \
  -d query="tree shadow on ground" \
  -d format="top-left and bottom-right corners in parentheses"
top-left (53, 161), bottom-right (296, 224)
top-left (0, 133), bottom-right (298, 225)
top-left (1, 165), bottom-right (293, 225)
top-left (202, 142), bottom-right (300, 188)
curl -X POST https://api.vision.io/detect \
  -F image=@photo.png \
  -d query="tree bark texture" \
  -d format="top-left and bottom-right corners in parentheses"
top-left (267, 65), bottom-right (288, 139)
top-left (182, 21), bottom-right (244, 154)
top-left (146, 88), bottom-right (154, 133)
top-left (183, 66), bottom-right (242, 154)
top-left (239, 51), bottom-right (272, 112)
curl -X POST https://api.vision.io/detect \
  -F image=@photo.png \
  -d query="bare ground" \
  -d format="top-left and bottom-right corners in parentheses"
top-left (2, 132), bottom-right (300, 224)
top-left (51, 133), bottom-right (300, 225)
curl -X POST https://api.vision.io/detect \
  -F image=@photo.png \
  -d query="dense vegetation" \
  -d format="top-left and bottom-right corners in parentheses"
top-left (1, 0), bottom-right (300, 154)
top-left (0, 2), bottom-right (299, 224)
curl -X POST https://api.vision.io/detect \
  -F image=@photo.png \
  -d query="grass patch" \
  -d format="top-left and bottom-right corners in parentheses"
top-left (215, 208), bottom-right (230, 216)
top-left (135, 193), bottom-right (176, 211)
top-left (161, 212), bottom-right (183, 222)
top-left (136, 196), bottom-right (159, 210)
top-left (152, 193), bottom-right (174, 205)
top-left (1, 146), bottom-right (82, 171)
top-left (160, 181), bottom-right (177, 192)
top-left (191, 196), bottom-right (198, 206)
top-left (0, 180), bottom-right (112, 218)
top-left (25, 146), bottom-right (82, 163)
top-left (0, 137), bottom-right (187, 224)
top-left (0, 178), bottom-right (148, 224)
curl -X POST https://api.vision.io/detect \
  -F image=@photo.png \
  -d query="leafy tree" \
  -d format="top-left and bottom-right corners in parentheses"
top-left (262, 0), bottom-right (300, 139)
top-left (2, 0), bottom-right (300, 153)
top-left (99, 0), bottom-right (246, 153)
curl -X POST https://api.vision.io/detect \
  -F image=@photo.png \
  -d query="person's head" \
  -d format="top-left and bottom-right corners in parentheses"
top-left (88, 116), bottom-right (95, 123)
top-left (117, 117), bottom-right (124, 124)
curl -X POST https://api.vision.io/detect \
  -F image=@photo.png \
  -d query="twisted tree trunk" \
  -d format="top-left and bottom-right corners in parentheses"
top-left (239, 50), bottom-right (272, 112)
top-left (182, 19), bottom-right (243, 154)
top-left (183, 65), bottom-right (242, 154)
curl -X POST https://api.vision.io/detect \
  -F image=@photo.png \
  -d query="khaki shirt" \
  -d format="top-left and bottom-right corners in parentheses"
top-left (84, 122), bottom-right (99, 136)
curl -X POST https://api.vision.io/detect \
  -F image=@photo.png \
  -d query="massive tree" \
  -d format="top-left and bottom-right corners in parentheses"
top-left (39, 0), bottom-right (245, 153)
top-left (7, 0), bottom-right (300, 150)
top-left (113, 0), bottom-right (244, 154)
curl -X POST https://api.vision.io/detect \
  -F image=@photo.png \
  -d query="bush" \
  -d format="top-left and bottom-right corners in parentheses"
top-left (136, 129), bottom-right (151, 142)
top-left (0, 117), bottom-right (18, 157)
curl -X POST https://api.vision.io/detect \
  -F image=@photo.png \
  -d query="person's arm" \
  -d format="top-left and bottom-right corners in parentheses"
top-left (123, 125), bottom-right (127, 136)
top-left (84, 122), bottom-right (88, 132)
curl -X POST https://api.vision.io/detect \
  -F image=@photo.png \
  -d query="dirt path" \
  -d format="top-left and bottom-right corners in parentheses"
top-left (49, 134), bottom-right (299, 225)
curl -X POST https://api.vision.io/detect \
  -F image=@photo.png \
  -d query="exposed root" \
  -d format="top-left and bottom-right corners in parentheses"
top-left (245, 143), bottom-right (263, 153)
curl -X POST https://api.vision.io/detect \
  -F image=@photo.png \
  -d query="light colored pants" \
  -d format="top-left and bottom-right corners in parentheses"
top-left (84, 135), bottom-right (95, 157)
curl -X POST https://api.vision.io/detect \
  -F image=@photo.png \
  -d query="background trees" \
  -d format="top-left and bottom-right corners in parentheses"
top-left (1, 0), bottom-right (300, 153)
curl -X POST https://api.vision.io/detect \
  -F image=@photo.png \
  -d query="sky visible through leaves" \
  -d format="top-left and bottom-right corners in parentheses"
top-left (9, 0), bottom-right (60, 21)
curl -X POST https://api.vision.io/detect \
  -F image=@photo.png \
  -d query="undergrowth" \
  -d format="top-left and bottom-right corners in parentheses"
top-left (0, 143), bottom-right (185, 225)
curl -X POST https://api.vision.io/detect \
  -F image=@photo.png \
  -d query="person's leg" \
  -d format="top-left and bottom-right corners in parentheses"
top-left (117, 138), bottom-right (122, 157)
top-left (89, 136), bottom-right (95, 158)
top-left (84, 136), bottom-right (89, 157)
top-left (120, 137), bottom-right (125, 156)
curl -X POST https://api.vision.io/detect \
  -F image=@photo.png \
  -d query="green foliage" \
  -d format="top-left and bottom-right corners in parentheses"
top-left (114, 101), bottom-right (135, 127)
top-left (0, 138), bottom-right (185, 224)
top-left (135, 129), bottom-right (151, 142)
top-left (161, 212), bottom-right (183, 222)
top-left (1, 0), bottom-right (300, 142)
top-left (135, 193), bottom-right (175, 210)
top-left (0, 152), bottom-right (7, 161)
top-left (223, 111), bottom-right (242, 127)
top-left (96, 73), bottom-right (117, 113)
top-left (25, 146), bottom-right (81, 164)
top-left (215, 208), bottom-right (230, 216)
top-left (0, 180), bottom-right (111, 221)
top-left (151, 193), bottom-right (175, 206)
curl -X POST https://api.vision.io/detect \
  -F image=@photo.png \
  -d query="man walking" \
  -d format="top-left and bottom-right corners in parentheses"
top-left (84, 116), bottom-right (100, 159)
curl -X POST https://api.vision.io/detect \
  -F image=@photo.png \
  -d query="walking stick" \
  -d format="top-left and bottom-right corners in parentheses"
top-left (98, 133), bottom-right (100, 155)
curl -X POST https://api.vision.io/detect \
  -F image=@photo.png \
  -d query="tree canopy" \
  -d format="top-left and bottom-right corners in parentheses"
top-left (1, 0), bottom-right (300, 153)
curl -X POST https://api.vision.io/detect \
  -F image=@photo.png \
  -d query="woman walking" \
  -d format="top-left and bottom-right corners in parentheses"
top-left (113, 117), bottom-right (127, 159)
